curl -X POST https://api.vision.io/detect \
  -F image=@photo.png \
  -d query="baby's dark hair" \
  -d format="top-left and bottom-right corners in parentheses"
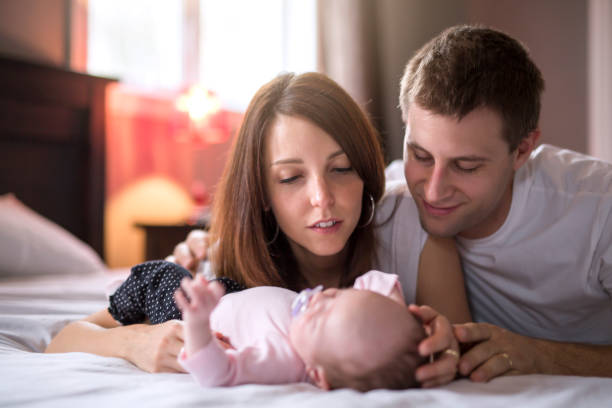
top-left (325, 320), bottom-right (427, 391)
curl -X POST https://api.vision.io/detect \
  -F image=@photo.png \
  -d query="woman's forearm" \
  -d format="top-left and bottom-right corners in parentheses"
top-left (45, 309), bottom-right (131, 358)
top-left (45, 309), bottom-right (186, 373)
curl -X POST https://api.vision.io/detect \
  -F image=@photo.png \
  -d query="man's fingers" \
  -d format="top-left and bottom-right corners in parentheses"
top-left (458, 338), bottom-right (498, 376)
top-left (418, 318), bottom-right (454, 357)
top-left (415, 355), bottom-right (457, 385)
top-left (468, 352), bottom-right (514, 382)
top-left (453, 322), bottom-right (492, 343)
top-left (408, 304), bottom-right (438, 324)
top-left (420, 374), bottom-right (456, 389)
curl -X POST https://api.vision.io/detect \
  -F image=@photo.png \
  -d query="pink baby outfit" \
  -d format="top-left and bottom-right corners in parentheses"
top-left (178, 270), bottom-right (405, 387)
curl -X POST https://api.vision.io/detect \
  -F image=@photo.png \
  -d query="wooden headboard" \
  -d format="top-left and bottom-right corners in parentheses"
top-left (0, 56), bottom-right (114, 260)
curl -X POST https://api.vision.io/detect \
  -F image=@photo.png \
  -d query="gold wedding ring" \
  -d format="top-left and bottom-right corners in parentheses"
top-left (500, 352), bottom-right (513, 369)
top-left (443, 349), bottom-right (460, 359)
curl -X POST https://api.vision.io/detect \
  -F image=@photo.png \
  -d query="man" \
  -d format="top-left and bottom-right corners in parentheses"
top-left (399, 24), bottom-right (612, 382)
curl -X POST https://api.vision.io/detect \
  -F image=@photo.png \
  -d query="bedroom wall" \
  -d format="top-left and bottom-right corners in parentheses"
top-left (0, 0), bottom-right (68, 67)
top-left (375, 0), bottom-right (588, 160)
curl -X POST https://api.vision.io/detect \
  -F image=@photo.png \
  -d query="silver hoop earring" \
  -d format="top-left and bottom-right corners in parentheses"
top-left (266, 222), bottom-right (280, 245)
top-left (360, 193), bottom-right (375, 228)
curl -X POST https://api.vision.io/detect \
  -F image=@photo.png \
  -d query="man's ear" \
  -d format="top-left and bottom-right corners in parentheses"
top-left (513, 129), bottom-right (540, 171)
top-left (307, 365), bottom-right (331, 390)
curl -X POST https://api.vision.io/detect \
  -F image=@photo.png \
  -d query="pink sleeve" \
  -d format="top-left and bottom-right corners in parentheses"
top-left (178, 334), bottom-right (306, 387)
top-left (353, 270), bottom-right (405, 302)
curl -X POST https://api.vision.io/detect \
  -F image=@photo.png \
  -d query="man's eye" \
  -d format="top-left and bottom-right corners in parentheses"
top-left (455, 162), bottom-right (481, 173)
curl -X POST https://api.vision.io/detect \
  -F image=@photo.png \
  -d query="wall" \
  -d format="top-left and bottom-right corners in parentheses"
top-left (376, 0), bottom-right (588, 160)
top-left (0, 0), bottom-right (68, 67)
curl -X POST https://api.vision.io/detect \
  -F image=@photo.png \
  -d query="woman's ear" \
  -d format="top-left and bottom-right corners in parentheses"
top-left (513, 129), bottom-right (540, 171)
top-left (307, 365), bottom-right (331, 390)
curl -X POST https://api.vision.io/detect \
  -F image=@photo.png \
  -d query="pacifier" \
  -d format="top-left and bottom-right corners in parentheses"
top-left (291, 285), bottom-right (323, 317)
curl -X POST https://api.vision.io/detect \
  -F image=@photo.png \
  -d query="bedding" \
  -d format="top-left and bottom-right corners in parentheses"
top-left (0, 194), bottom-right (105, 277)
top-left (2, 271), bottom-right (612, 407)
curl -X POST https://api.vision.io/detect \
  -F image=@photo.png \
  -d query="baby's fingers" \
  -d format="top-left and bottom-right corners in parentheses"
top-left (174, 287), bottom-right (189, 311)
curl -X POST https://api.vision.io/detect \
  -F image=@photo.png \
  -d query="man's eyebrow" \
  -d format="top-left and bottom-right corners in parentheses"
top-left (271, 150), bottom-right (345, 166)
top-left (406, 142), bottom-right (490, 162)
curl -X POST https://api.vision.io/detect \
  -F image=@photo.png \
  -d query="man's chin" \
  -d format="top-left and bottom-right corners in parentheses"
top-left (418, 216), bottom-right (460, 238)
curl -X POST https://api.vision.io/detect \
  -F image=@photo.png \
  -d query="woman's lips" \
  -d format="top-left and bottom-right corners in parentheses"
top-left (309, 219), bottom-right (342, 234)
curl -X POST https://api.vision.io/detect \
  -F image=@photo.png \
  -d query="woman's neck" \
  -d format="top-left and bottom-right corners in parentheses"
top-left (290, 243), bottom-right (348, 290)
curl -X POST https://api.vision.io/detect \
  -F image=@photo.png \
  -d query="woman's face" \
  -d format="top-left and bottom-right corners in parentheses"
top-left (265, 114), bottom-right (364, 263)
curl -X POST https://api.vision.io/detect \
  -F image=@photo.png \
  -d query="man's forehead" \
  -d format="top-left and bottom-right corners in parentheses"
top-left (404, 108), bottom-right (508, 157)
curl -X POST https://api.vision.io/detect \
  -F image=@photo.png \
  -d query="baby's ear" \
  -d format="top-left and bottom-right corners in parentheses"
top-left (307, 366), bottom-right (331, 390)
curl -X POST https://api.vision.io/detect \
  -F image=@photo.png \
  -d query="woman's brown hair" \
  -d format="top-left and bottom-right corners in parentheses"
top-left (209, 72), bottom-right (385, 290)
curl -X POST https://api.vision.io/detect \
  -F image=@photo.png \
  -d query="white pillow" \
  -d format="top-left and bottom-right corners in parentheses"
top-left (0, 194), bottom-right (106, 276)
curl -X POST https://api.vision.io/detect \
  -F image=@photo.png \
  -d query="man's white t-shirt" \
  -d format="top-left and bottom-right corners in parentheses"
top-left (374, 189), bottom-right (427, 306)
top-left (379, 145), bottom-right (612, 344)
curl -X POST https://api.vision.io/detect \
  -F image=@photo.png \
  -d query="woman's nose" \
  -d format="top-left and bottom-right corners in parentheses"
top-left (309, 177), bottom-right (334, 208)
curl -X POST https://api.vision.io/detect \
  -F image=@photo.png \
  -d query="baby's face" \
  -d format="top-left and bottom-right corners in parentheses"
top-left (289, 288), bottom-right (407, 369)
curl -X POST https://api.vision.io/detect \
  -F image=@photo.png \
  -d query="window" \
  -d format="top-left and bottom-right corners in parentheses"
top-left (87, 0), bottom-right (317, 110)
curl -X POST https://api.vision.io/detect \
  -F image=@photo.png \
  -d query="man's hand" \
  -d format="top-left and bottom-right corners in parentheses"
top-left (454, 322), bottom-right (537, 382)
top-left (409, 304), bottom-right (460, 388)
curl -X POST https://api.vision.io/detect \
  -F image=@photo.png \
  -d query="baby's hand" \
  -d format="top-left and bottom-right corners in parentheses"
top-left (174, 275), bottom-right (225, 356)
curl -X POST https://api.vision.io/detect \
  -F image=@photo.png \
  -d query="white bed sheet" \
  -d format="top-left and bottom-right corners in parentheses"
top-left (1, 272), bottom-right (611, 408)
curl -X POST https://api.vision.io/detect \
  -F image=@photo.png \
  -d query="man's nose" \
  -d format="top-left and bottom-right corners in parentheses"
top-left (424, 165), bottom-right (452, 203)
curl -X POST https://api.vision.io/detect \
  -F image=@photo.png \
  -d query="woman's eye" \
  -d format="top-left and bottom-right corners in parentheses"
top-left (413, 152), bottom-right (431, 162)
top-left (332, 167), bottom-right (353, 173)
top-left (279, 175), bottom-right (300, 184)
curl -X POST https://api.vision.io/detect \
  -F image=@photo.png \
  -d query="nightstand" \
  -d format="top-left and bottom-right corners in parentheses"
top-left (136, 223), bottom-right (208, 261)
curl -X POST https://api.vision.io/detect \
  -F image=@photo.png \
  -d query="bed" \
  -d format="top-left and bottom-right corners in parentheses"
top-left (1, 55), bottom-right (611, 408)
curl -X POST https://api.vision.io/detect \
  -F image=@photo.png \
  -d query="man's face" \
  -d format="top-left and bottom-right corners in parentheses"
top-left (404, 104), bottom-right (519, 239)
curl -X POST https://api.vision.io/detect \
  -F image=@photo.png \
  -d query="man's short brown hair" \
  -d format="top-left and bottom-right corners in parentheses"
top-left (400, 24), bottom-right (545, 151)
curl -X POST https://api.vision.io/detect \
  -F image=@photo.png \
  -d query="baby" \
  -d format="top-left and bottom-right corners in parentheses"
top-left (175, 270), bottom-right (426, 391)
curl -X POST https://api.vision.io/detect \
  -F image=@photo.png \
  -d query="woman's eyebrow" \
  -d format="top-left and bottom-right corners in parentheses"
top-left (271, 150), bottom-right (346, 166)
top-left (271, 158), bottom-right (302, 166)
top-left (327, 150), bottom-right (345, 160)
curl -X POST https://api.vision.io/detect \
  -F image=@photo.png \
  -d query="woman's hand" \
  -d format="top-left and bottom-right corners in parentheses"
top-left (46, 309), bottom-right (187, 374)
top-left (126, 320), bottom-right (187, 373)
top-left (409, 304), bottom-right (460, 388)
top-left (166, 230), bottom-right (209, 274)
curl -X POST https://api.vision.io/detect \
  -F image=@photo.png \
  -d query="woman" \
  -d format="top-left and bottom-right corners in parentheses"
top-left (46, 72), bottom-right (469, 387)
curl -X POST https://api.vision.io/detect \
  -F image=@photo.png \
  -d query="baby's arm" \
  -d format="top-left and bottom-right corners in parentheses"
top-left (180, 334), bottom-right (306, 387)
top-left (174, 275), bottom-right (225, 357)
